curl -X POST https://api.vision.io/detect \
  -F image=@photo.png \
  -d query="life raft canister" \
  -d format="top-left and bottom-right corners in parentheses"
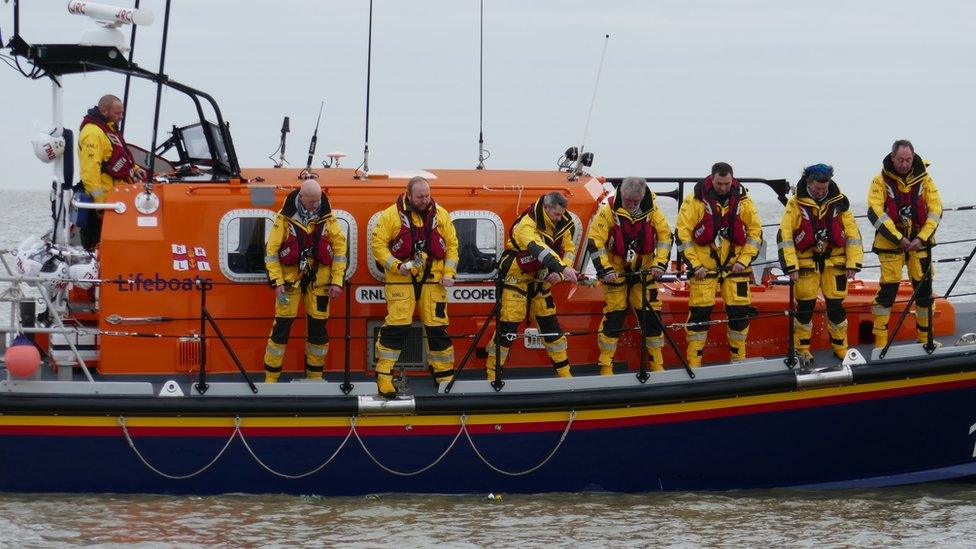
top-left (607, 214), bottom-right (656, 258)
top-left (692, 181), bottom-right (747, 247)
top-left (511, 205), bottom-right (564, 273)
top-left (389, 195), bottom-right (447, 261)
top-left (882, 175), bottom-right (928, 233)
top-left (80, 114), bottom-right (136, 180)
top-left (278, 221), bottom-right (333, 267)
top-left (793, 203), bottom-right (846, 252)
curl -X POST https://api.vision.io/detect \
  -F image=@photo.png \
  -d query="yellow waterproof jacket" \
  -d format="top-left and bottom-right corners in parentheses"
top-left (777, 179), bottom-right (863, 273)
top-left (675, 181), bottom-right (762, 273)
top-left (506, 197), bottom-right (577, 275)
top-left (587, 189), bottom-right (672, 276)
top-left (371, 196), bottom-right (459, 284)
top-left (265, 189), bottom-right (347, 288)
top-left (866, 154), bottom-right (942, 253)
top-left (79, 121), bottom-right (126, 203)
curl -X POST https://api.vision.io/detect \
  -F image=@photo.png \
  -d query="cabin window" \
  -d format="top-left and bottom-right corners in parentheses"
top-left (365, 210), bottom-right (503, 281)
top-left (218, 208), bottom-right (357, 283)
top-left (452, 211), bottom-right (503, 280)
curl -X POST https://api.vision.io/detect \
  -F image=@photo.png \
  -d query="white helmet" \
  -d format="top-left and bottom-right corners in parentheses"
top-left (68, 260), bottom-right (99, 290)
top-left (31, 131), bottom-right (66, 164)
top-left (37, 257), bottom-right (69, 294)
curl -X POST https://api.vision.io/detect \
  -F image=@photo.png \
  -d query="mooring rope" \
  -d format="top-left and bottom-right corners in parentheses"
top-left (463, 410), bottom-right (576, 476)
top-left (118, 415), bottom-right (240, 480)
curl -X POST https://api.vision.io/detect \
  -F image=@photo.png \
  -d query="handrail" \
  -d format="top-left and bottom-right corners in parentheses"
top-left (71, 200), bottom-right (126, 213)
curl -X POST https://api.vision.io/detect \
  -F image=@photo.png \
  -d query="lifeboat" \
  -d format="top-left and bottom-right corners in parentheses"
top-left (0, 3), bottom-right (975, 495)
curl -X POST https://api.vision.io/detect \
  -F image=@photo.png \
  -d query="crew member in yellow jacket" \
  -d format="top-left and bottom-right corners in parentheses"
top-left (77, 94), bottom-right (146, 250)
top-left (486, 192), bottom-right (579, 380)
top-left (866, 140), bottom-right (943, 348)
top-left (371, 177), bottom-right (459, 397)
top-left (586, 177), bottom-right (673, 374)
top-left (675, 162), bottom-right (762, 367)
top-left (777, 164), bottom-right (863, 365)
top-left (263, 178), bottom-right (348, 382)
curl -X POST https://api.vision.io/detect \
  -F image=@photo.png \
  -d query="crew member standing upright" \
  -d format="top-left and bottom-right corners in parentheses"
top-left (675, 162), bottom-right (762, 367)
top-left (77, 94), bottom-right (146, 250)
top-left (371, 177), bottom-right (459, 397)
top-left (867, 140), bottom-right (943, 348)
top-left (777, 164), bottom-right (862, 365)
top-left (485, 191), bottom-right (579, 380)
top-left (263, 178), bottom-right (347, 383)
top-left (587, 177), bottom-right (673, 374)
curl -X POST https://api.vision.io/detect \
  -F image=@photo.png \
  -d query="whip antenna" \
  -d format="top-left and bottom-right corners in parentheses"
top-left (301, 101), bottom-right (324, 178)
top-left (476, 0), bottom-right (489, 169)
top-left (357, 0), bottom-right (374, 179)
top-left (575, 34), bottom-right (610, 176)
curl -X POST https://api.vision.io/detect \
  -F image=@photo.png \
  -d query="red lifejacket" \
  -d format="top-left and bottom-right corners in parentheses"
top-left (511, 204), bottom-right (568, 273)
top-left (608, 213), bottom-right (656, 258)
top-left (793, 203), bottom-right (846, 252)
top-left (80, 114), bottom-right (136, 180)
top-left (278, 221), bottom-right (333, 267)
top-left (882, 175), bottom-right (927, 233)
top-left (692, 178), bottom-right (747, 246)
top-left (388, 195), bottom-right (447, 261)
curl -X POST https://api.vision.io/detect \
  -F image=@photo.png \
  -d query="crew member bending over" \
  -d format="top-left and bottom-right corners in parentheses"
top-left (675, 162), bottom-right (762, 367)
top-left (778, 164), bottom-right (862, 365)
top-left (371, 177), bottom-right (459, 397)
top-left (867, 140), bottom-right (942, 348)
top-left (485, 192), bottom-right (579, 380)
top-left (263, 178), bottom-right (347, 382)
top-left (587, 177), bottom-right (672, 374)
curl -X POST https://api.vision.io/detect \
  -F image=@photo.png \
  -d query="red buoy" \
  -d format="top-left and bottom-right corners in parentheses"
top-left (4, 335), bottom-right (41, 378)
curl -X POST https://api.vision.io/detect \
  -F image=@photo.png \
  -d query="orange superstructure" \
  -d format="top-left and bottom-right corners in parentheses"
top-left (88, 167), bottom-right (952, 377)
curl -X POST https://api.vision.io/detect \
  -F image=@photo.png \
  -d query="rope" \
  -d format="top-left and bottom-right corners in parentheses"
top-left (464, 410), bottom-right (576, 476)
top-left (237, 420), bottom-right (355, 479)
top-left (350, 416), bottom-right (465, 476)
top-left (119, 415), bottom-right (240, 480)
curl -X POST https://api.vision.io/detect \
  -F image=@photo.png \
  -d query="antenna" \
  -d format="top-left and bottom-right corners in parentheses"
top-left (301, 101), bottom-right (325, 178)
top-left (574, 34), bottom-right (610, 178)
top-left (120, 0), bottom-right (141, 134)
top-left (357, 0), bottom-right (374, 180)
top-left (271, 116), bottom-right (290, 168)
top-left (476, 0), bottom-right (489, 170)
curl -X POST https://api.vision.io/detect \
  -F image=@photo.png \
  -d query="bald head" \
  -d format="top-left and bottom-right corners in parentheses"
top-left (98, 94), bottom-right (124, 125)
top-left (298, 179), bottom-right (322, 212)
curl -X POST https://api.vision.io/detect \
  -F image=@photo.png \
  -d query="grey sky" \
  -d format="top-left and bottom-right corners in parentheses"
top-left (1, 1), bottom-right (973, 204)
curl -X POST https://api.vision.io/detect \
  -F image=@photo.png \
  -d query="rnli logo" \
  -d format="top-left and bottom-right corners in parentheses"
top-left (356, 285), bottom-right (497, 304)
top-left (172, 244), bottom-right (211, 272)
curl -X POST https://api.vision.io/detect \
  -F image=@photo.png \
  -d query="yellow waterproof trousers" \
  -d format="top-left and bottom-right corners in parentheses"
top-left (263, 283), bottom-right (331, 383)
top-left (485, 279), bottom-right (570, 380)
top-left (685, 273), bottom-right (751, 367)
top-left (597, 278), bottom-right (664, 374)
top-left (794, 266), bottom-right (849, 360)
top-left (374, 281), bottom-right (454, 395)
top-left (871, 250), bottom-right (934, 348)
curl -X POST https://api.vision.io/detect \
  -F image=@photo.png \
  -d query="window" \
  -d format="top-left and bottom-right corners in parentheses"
top-left (365, 210), bottom-right (503, 281)
top-left (452, 211), bottom-right (503, 280)
top-left (219, 209), bottom-right (275, 282)
top-left (219, 208), bottom-right (357, 283)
